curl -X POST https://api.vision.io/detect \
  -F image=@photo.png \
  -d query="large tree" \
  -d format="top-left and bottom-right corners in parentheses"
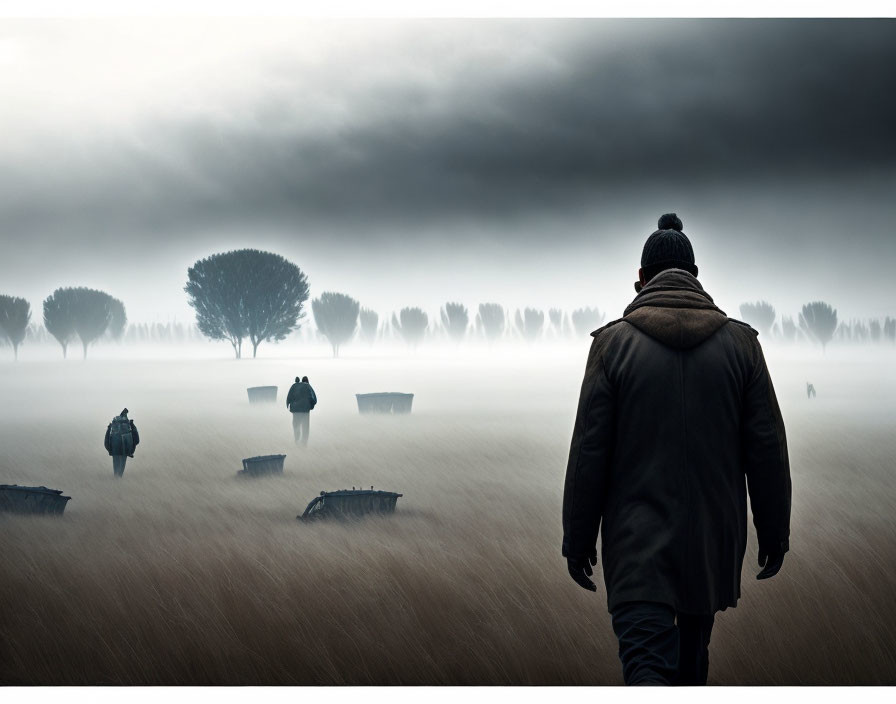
top-left (312, 292), bottom-right (360, 358)
top-left (108, 297), bottom-right (128, 340)
top-left (739, 301), bottom-right (776, 338)
top-left (476, 303), bottom-right (505, 343)
top-left (43, 289), bottom-right (76, 358)
top-left (571, 307), bottom-right (606, 337)
top-left (43, 287), bottom-right (116, 359)
top-left (185, 249), bottom-right (309, 358)
top-left (392, 307), bottom-right (428, 349)
top-left (359, 308), bottom-right (379, 345)
top-left (515, 308), bottom-right (544, 342)
top-left (440, 302), bottom-right (469, 344)
top-left (0, 295), bottom-right (31, 361)
top-left (71, 288), bottom-right (115, 359)
top-left (799, 301), bottom-right (838, 353)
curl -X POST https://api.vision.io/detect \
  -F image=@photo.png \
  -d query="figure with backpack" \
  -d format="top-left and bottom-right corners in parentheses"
top-left (104, 408), bottom-right (140, 477)
top-left (286, 376), bottom-right (317, 446)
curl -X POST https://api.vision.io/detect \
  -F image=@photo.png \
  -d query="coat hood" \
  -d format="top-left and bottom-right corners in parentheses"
top-left (621, 268), bottom-right (728, 349)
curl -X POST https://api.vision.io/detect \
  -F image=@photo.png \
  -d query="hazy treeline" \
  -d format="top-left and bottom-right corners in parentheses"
top-left (25, 321), bottom-right (207, 346)
top-left (1, 287), bottom-right (126, 360)
top-left (739, 300), bottom-right (896, 351)
top-left (3, 248), bottom-right (895, 360)
top-left (8, 300), bottom-right (896, 360)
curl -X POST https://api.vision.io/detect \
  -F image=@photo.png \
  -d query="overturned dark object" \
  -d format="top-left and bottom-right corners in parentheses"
top-left (238, 454), bottom-right (286, 477)
top-left (0, 485), bottom-right (71, 515)
top-left (299, 487), bottom-right (403, 520)
top-left (247, 386), bottom-right (278, 404)
top-left (356, 392), bottom-right (414, 414)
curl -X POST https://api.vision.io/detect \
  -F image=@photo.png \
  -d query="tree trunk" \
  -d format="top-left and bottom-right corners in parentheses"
top-left (252, 340), bottom-right (259, 358)
top-left (62, 342), bottom-right (68, 359)
top-left (82, 340), bottom-right (89, 359)
top-left (13, 343), bottom-right (18, 361)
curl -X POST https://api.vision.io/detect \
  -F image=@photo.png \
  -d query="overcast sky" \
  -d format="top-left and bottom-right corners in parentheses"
top-left (1, 18), bottom-right (895, 324)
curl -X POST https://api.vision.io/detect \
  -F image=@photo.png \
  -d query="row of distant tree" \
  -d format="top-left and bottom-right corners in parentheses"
top-left (311, 298), bottom-right (609, 357)
top-left (0, 288), bottom-right (126, 360)
top-left (181, 250), bottom-right (611, 358)
top-left (8, 295), bottom-right (895, 360)
top-left (738, 301), bottom-right (896, 352)
top-left (3, 249), bottom-right (895, 360)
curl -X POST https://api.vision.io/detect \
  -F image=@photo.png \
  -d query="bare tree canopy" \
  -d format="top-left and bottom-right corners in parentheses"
top-left (781, 316), bottom-right (798, 343)
top-left (739, 301), bottom-right (776, 337)
top-left (799, 301), bottom-right (838, 353)
top-left (392, 307), bottom-right (428, 349)
top-left (185, 249), bottom-right (309, 358)
top-left (0, 295), bottom-right (31, 361)
top-left (476, 303), bottom-right (505, 343)
top-left (548, 308), bottom-right (563, 337)
top-left (884, 317), bottom-right (896, 344)
top-left (571, 307), bottom-right (606, 337)
top-left (312, 291), bottom-right (360, 358)
top-left (515, 307), bottom-right (545, 342)
top-left (441, 302), bottom-right (469, 344)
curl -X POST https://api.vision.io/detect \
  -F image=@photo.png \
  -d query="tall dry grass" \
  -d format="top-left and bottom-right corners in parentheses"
top-left (1, 349), bottom-right (894, 684)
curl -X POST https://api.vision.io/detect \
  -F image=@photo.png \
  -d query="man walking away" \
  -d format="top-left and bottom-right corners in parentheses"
top-left (104, 407), bottom-right (140, 478)
top-left (562, 213), bottom-right (791, 685)
top-left (286, 375), bottom-right (317, 446)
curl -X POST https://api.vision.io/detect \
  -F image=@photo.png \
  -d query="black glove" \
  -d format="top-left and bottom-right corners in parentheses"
top-left (757, 539), bottom-right (788, 580)
top-left (567, 553), bottom-right (598, 592)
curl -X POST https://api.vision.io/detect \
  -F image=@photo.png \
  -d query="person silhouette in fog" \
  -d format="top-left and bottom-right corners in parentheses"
top-left (104, 408), bottom-right (140, 478)
top-left (562, 213), bottom-right (792, 685)
top-left (286, 376), bottom-right (317, 446)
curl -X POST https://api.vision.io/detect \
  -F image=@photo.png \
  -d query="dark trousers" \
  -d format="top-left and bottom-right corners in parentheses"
top-left (292, 412), bottom-right (310, 446)
top-left (611, 601), bottom-right (715, 686)
top-left (112, 455), bottom-right (127, 478)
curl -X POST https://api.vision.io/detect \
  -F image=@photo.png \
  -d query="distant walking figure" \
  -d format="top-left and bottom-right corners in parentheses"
top-left (807, 382), bottom-right (816, 399)
top-left (104, 408), bottom-right (139, 478)
top-left (562, 214), bottom-right (792, 685)
top-left (286, 376), bottom-right (317, 446)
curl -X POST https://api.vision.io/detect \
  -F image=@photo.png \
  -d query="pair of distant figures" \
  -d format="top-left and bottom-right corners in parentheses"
top-left (807, 382), bottom-right (816, 399)
top-left (100, 376), bottom-right (315, 478)
top-left (286, 376), bottom-right (317, 446)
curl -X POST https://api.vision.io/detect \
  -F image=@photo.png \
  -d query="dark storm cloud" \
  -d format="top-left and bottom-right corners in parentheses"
top-left (1, 19), bottom-right (895, 241)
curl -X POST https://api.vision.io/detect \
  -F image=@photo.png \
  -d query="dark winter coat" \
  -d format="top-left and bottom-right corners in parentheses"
top-left (104, 417), bottom-right (140, 456)
top-left (286, 382), bottom-right (317, 413)
top-left (562, 269), bottom-right (791, 615)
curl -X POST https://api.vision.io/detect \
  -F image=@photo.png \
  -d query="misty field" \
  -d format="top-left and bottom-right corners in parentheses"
top-left (1, 345), bottom-right (895, 685)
